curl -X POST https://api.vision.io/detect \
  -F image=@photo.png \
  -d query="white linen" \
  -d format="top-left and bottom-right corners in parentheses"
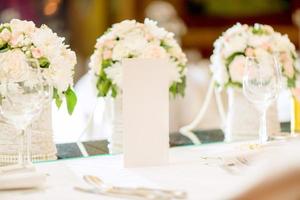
top-left (0, 171), bottom-right (46, 190)
top-left (1, 140), bottom-right (300, 200)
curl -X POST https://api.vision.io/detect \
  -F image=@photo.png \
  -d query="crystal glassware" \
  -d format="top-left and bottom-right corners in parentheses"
top-left (0, 67), bottom-right (51, 167)
top-left (243, 56), bottom-right (281, 144)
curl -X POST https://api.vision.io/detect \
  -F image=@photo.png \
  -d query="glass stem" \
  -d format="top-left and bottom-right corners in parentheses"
top-left (18, 128), bottom-right (32, 166)
top-left (259, 109), bottom-right (268, 144)
top-left (18, 129), bottom-right (25, 166)
top-left (26, 127), bottom-right (32, 165)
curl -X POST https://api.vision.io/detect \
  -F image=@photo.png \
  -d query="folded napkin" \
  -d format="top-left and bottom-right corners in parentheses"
top-left (0, 169), bottom-right (46, 190)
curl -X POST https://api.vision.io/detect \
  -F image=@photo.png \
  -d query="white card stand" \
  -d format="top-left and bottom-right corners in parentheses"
top-left (122, 58), bottom-right (170, 168)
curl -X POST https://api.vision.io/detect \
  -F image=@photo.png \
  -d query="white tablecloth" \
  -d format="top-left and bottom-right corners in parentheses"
top-left (1, 140), bottom-right (300, 200)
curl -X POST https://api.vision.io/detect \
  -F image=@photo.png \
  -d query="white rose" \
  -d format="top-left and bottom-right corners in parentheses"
top-left (45, 57), bottom-right (74, 93)
top-left (271, 33), bottom-right (295, 53)
top-left (122, 31), bottom-right (148, 53)
top-left (32, 25), bottom-right (65, 57)
top-left (144, 18), bottom-right (168, 39)
top-left (228, 55), bottom-right (246, 83)
top-left (111, 20), bottom-right (136, 37)
top-left (10, 19), bottom-right (35, 39)
top-left (89, 50), bottom-right (102, 74)
top-left (0, 28), bottom-right (11, 42)
top-left (223, 34), bottom-right (247, 57)
top-left (0, 49), bottom-right (30, 82)
top-left (112, 42), bottom-right (130, 60)
top-left (141, 45), bottom-right (167, 59)
top-left (248, 34), bottom-right (270, 47)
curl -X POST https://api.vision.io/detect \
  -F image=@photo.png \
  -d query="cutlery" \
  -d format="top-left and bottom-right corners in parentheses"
top-left (220, 156), bottom-right (250, 175)
top-left (83, 175), bottom-right (187, 199)
top-left (74, 186), bottom-right (157, 199)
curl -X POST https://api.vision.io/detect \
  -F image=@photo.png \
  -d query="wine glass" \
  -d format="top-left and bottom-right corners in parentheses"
top-left (243, 56), bottom-right (281, 144)
top-left (0, 67), bottom-right (51, 167)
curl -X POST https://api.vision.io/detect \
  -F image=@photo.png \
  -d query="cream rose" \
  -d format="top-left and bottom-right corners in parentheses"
top-left (0, 49), bottom-right (30, 82)
top-left (229, 55), bottom-right (246, 83)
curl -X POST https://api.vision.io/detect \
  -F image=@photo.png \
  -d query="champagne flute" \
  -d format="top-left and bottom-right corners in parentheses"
top-left (243, 56), bottom-right (281, 144)
top-left (0, 67), bottom-right (51, 167)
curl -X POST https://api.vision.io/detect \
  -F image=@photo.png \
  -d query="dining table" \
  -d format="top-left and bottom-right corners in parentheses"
top-left (1, 124), bottom-right (298, 200)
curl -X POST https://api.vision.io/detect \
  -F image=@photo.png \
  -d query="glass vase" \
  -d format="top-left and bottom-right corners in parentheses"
top-left (225, 88), bottom-right (280, 142)
top-left (105, 96), bottom-right (123, 154)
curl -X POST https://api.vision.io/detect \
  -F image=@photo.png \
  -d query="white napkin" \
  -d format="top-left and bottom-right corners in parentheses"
top-left (0, 170), bottom-right (46, 190)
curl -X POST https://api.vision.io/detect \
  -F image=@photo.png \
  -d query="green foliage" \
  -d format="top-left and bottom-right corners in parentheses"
top-left (38, 57), bottom-right (50, 68)
top-left (64, 86), bottom-right (77, 115)
top-left (96, 59), bottom-right (114, 97)
top-left (53, 87), bottom-right (62, 109)
top-left (169, 77), bottom-right (186, 98)
top-left (160, 40), bottom-right (172, 50)
top-left (53, 87), bottom-right (77, 115)
top-left (0, 42), bottom-right (9, 53)
top-left (252, 27), bottom-right (265, 35)
top-left (225, 52), bottom-right (245, 68)
top-left (287, 77), bottom-right (296, 88)
top-left (111, 84), bottom-right (118, 98)
top-left (226, 81), bottom-right (243, 88)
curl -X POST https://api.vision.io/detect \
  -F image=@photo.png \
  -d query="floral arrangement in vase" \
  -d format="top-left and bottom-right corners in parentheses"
top-left (210, 23), bottom-right (297, 141)
top-left (0, 19), bottom-right (77, 114)
top-left (210, 23), bottom-right (298, 92)
top-left (89, 18), bottom-right (187, 97)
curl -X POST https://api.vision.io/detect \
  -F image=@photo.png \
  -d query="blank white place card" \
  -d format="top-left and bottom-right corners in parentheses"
top-left (122, 58), bottom-right (171, 168)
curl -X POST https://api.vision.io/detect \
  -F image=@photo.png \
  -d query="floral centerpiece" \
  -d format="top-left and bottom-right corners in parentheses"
top-left (210, 23), bottom-right (297, 141)
top-left (89, 18), bottom-right (187, 97)
top-left (89, 19), bottom-right (187, 153)
top-left (0, 19), bottom-right (77, 164)
top-left (0, 19), bottom-right (77, 114)
top-left (210, 23), bottom-right (298, 91)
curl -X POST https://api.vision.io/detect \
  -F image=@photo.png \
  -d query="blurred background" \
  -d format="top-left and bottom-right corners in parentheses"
top-left (1, 0), bottom-right (300, 143)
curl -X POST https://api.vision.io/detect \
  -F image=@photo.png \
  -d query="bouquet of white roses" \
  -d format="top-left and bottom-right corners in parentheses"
top-left (0, 19), bottom-right (77, 114)
top-left (210, 23), bottom-right (298, 93)
top-left (89, 18), bottom-right (187, 97)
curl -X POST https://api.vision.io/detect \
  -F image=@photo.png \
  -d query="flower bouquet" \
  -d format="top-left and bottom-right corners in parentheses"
top-left (0, 19), bottom-right (77, 164)
top-left (210, 23), bottom-right (298, 140)
top-left (89, 19), bottom-right (187, 153)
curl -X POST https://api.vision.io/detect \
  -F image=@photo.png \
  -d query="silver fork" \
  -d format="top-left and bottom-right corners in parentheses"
top-left (83, 175), bottom-right (187, 199)
top-left (220, 156), bottom-right (250, 175)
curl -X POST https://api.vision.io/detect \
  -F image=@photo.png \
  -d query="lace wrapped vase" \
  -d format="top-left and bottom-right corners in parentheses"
top-left (0, 104), bottom-right (57, 166)
top-left (225, 88), bottom-right (280, 141)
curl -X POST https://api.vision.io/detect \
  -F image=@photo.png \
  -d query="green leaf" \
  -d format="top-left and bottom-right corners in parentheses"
top-left (97, 79), bottom-right (111, 97)
top-left (95, 59), bottom-right (114, 97)
top-left (111, 84), bottom-right (118, 98)
top-left (160, 40), bottom-right (172, 50)
top-left (0, 42), bottom-right (9, 53)
top-left (225, 52), bottom-right (245, 68)
top-left (64, 87), bottom-right (77, 115)
top-left (53, 88), bottom-right (63, 109)
top-left (102, 59), bottom-right (112, 69)
top-left (177, 77), bottom-right (186, 97)
top-left (169, 83), bottom-right (177, 97)
top-left (39, 57), bottom-right (50, 68)
top-left (0, 39), bottom-right (5, 48)
top-left (288, 77), bottom-right (296, 88)
top-left (252, 28), bottom-right (264, 35)
top-left (291, 51), bottom-right (297, 60)
top-left (0, 26), bottom-right (11, 33)
top-left (224, 81), bottom-right (242, 89)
